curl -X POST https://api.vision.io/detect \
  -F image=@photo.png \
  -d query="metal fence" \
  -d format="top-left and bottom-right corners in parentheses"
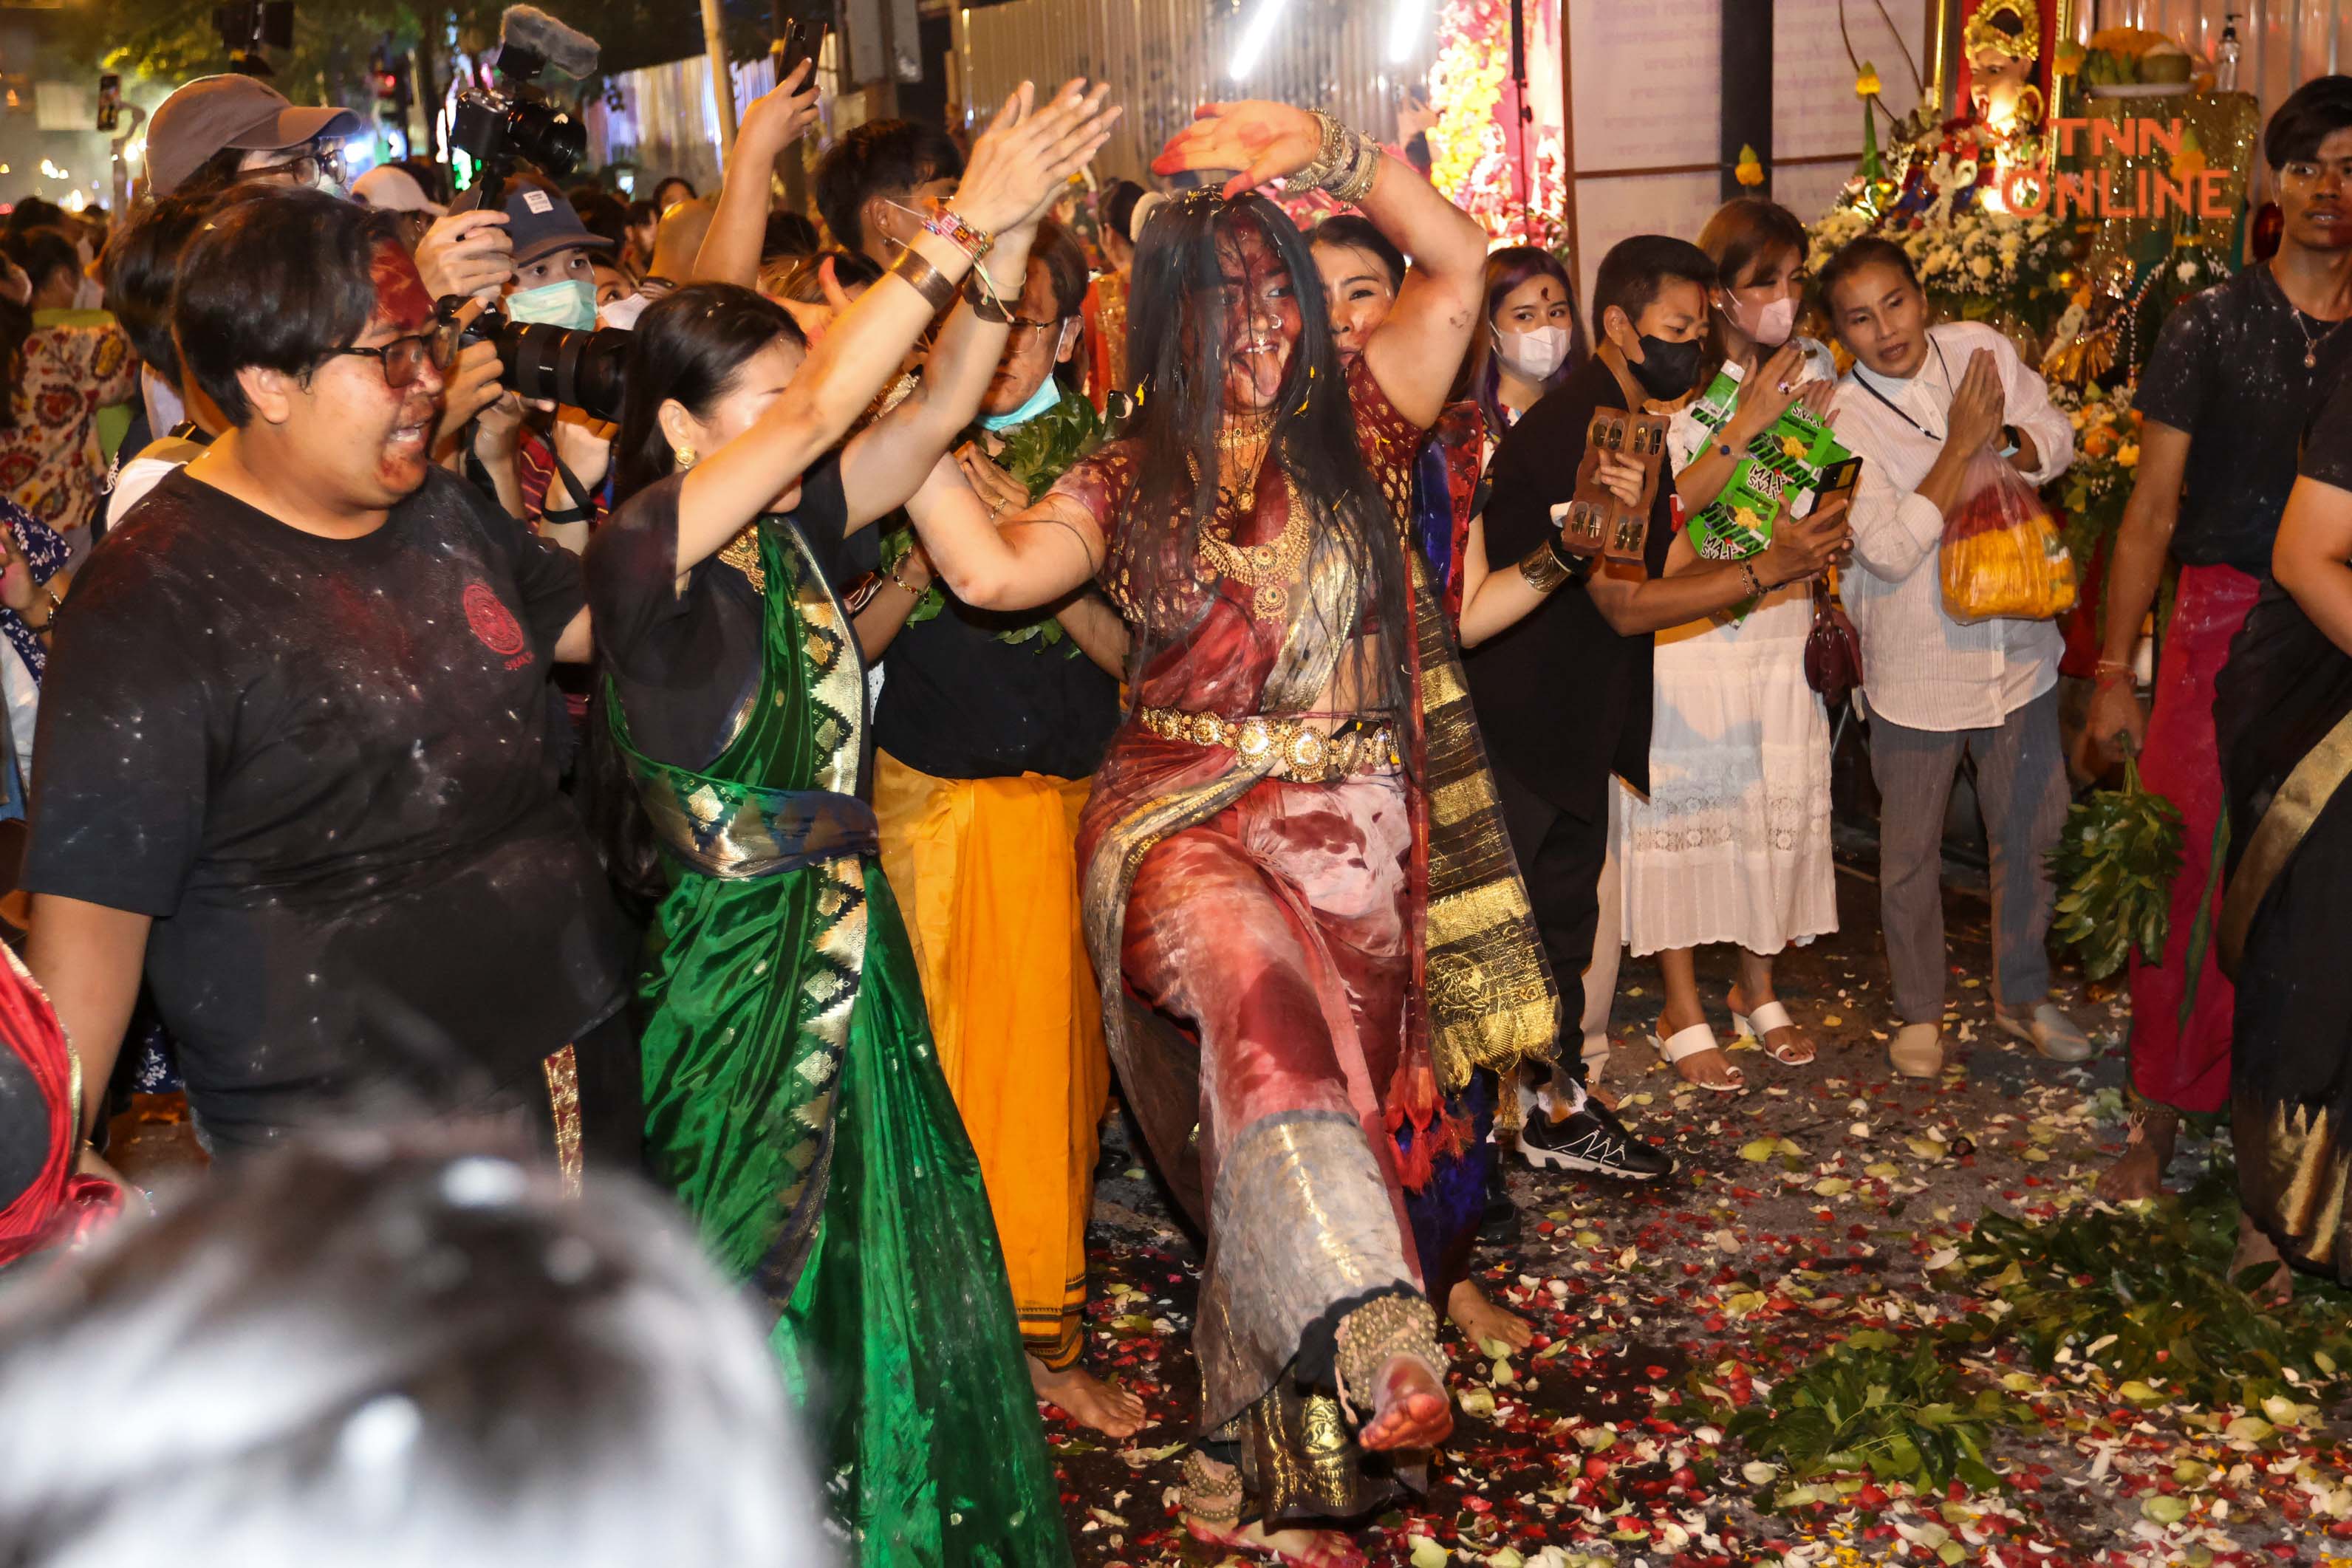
top-left (954, 0), bottom-right (1438, 186)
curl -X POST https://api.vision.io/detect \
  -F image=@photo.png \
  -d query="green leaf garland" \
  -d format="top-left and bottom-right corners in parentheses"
top-left (879, 384), bottom-right (1118, 651)
top-left (2048, 739), bottom-right (2185, 981)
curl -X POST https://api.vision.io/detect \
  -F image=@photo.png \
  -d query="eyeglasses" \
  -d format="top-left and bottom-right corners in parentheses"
top-left (245, 146), bottom-right (349, 188)
top-left (1007, 315), bottom-right (1066, 346)
top-left (315, 326), bottom-right (457, 388)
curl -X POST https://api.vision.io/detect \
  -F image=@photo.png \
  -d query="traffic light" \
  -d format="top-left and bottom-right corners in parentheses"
top-left (369, 42), bottom-right (411, 115)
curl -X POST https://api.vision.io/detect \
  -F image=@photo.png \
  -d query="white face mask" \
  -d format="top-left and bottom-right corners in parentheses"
top-left (1726, 291), bottom-right (1798, 348)
top-left (1493, 323), bottom-right (1569, 382)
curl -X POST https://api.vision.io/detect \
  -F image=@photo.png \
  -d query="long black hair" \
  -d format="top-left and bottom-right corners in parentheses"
top-left (1121, 190), bottom-right (1412, 722)
top-left (611, 281), bottom-right (806, 501)
top-left (587, 281), bottom-right (810, 913)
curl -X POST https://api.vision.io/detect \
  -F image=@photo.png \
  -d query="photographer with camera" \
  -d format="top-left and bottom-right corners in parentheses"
top-left (425, 178), bottom-right (641, 538)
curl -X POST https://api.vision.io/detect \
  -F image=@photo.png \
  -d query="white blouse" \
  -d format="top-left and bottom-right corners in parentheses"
top-left (1828, 321), bottom-right (2075, 733)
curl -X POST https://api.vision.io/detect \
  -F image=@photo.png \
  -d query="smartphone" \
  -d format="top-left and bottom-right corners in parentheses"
top-left (778, 18), bottom-right (828, 80)
top-left (1812, 455), bottom-right (1863, 513)
top-left (96, 72), bottom-right (120, 134)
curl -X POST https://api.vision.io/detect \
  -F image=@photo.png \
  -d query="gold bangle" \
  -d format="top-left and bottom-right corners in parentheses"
top-left (1330, 131), bottom-right (1383, 205)
top-left (889, 247), bottom-right (958, 314)
top-left (1517, 539), bottom-right (1575, 594)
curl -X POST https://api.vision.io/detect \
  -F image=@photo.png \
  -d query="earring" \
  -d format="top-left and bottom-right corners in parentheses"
top-left (673, 446), bottom-right (697, 468)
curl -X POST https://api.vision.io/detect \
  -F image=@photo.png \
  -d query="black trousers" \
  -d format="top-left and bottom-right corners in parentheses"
top-left (1492, 764), bottom-right (1606, 1089)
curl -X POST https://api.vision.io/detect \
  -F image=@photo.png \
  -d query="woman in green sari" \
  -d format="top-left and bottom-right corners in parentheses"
top-left (580, 75), bottom-right (1119, 1564)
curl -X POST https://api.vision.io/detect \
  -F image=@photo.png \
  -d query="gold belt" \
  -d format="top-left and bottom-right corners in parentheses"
top-left (1138, 706), bottom-right (1399, 784)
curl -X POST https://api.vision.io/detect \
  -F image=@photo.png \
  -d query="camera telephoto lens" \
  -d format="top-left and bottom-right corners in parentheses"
top-left (501, 320), bottom-right (629, 425)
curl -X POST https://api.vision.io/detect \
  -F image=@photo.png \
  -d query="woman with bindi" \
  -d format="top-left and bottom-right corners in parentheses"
top-left (903, 100), bottom-right (1553, 1567)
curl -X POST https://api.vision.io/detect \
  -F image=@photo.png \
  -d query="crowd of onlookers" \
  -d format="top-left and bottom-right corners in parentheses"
top-left (5, 51), bottom-right (2352, 1563)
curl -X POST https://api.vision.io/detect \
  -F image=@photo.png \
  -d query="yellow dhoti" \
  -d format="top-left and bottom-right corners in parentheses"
top-left (873, 750), bottom-right (1110, 1369)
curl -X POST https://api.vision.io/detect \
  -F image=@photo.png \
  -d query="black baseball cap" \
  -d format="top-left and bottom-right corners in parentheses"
top-left (503, 183), bottom-right (616, 269)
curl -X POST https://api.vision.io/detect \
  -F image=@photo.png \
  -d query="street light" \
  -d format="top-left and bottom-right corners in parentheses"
top-left (1227, 0), bottom-right (1293, 81)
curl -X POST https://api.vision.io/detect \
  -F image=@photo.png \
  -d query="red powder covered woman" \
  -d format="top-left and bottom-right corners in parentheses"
top-left (903, 101), bottom-right (1554, 1565)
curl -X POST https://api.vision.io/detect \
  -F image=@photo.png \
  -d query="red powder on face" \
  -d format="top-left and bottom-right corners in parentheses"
top-left (369, 239), bottom-right (434, 335)
top-left (1216, 225), bottom-right (1303, 355)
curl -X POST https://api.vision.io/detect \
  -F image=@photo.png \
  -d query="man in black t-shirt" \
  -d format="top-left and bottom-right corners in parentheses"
top-left (1464, 234), bottom-right (1848, 1179)
top-left (24, 190), bottom-right (637, 1166)
top-left (2085, 77), bottom-right (2352, 1203)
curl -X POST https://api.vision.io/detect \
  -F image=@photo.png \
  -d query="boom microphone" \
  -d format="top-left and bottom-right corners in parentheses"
top-left (496, 4), bottom-right (601, 81)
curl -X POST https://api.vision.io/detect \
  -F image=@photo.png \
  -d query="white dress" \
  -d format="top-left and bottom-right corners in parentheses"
top-left (1615, 342), bottom-right (1838, 958)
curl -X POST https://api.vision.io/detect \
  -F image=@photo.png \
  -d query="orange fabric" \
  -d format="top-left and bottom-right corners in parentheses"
top-left (873, 751), bottom-right (1109, 1369)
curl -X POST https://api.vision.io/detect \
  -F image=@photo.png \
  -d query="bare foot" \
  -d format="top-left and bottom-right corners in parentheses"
top-left (1446, 1278), bottom-right (1533, 1352)
top-left (1668, 1046), bottom-right (1745, 1091)
top-left (1028, 1353), bottom-right (1148, 1439)
top-left (1358, 1354), bottom-right (1452, 1451)
top-left (1184, 1516), bottom-right (1368, 1568)
top-left (2232, 1209), bottom-right (2294, 1308)
top-left (1727, 982), bottom-right (1816, 1066)
top-left (1656, 1001), bottom-right (1745, 1089)
top-left (2093, 1109), bottom-right (2178, 1203)
top-left (1183, 1453), bottom-right (1367, 1567)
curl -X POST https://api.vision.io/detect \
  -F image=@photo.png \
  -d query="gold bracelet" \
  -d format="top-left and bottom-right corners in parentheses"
top-left (1281, 111), bottom-right (1350, 196)
top-left (886, 558), bottom-right (927, 597)
top-left (888, 247), bottom-right (959, 314)
top-left (1329, 131), bottom-right (1383, 205)
top-left (1517, 538), bottom-right (1575, 594)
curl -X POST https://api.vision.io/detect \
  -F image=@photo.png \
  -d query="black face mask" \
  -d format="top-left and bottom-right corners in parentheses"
top-left (1628, 332), bottom-right (1703, 400)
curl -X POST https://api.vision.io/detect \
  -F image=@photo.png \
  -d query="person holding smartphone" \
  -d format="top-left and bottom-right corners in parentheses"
top-left (1615, 198), bottom-right (1844, 1094)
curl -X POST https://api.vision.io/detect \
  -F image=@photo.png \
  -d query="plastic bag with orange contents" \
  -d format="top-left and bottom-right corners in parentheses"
top-left (1940, 449), bottom-right (2077, 624)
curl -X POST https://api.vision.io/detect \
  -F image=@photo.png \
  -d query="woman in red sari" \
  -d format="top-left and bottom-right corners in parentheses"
top-left (904, 102), bottom-right (1552, 1565)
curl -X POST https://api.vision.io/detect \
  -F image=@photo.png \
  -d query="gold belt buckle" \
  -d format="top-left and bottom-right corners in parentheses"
top-left (1234, 715), bottom-right (1277, 764)
top-left (1282, 726), bottom-right (1332, 782)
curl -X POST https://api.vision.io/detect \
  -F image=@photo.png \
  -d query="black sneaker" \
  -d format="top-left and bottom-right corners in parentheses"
top-left (1516, 1097), bottom-right (1675, 1180)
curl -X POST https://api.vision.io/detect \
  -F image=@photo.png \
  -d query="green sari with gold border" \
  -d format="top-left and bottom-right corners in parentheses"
top-left (611, 518), bottom-right (1073, 1567)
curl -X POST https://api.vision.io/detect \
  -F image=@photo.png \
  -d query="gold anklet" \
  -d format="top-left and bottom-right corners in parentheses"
top-left (1333, 1293), bottom-right (1444, 1421)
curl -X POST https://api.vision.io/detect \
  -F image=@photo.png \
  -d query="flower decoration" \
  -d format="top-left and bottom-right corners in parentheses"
top-left (1735, 144), bottom-right (1765, 188)
top-left (1427, 0), bottom-right (1568, 250)
top-left (1855, 64), bottom-right (1883, 97)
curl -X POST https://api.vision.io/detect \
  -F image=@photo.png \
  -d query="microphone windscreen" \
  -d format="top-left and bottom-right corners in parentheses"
top-left (499, 5), bottom-right (601, 79)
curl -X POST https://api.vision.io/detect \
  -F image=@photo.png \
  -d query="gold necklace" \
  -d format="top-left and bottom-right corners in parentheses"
top-left (1197, 463), bottom-right (1312, 622)
top-left (1217, 411), bottom-right (1274, 451)
top-left (717, 524), bottom-right (765, 595)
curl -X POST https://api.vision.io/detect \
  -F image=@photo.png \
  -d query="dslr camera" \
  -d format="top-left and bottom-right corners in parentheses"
top-left (442, 6), bottom-right (621, 420)
top-left (450, 308), bottom-right (631, 425)
top-left (448, 4), bottom-right (597, 208)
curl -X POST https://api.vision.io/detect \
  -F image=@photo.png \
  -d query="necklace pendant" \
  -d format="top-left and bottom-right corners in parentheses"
top-left (2309, 349), bottom-right (2320, 369)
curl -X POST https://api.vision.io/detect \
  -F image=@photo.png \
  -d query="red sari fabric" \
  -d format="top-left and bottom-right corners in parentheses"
top-left (1065, 360), bottom-right (1428, 1213)
top-left (2126, 562), bottom-right (2261, 1116)
top-left (0, 945), bottom-right (121, 1267)
top-left (1058, 360), bottom-right (1439, 1445)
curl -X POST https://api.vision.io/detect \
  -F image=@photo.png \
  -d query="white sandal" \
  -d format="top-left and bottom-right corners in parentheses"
top-left (1731, 998), bottom-right (1816, 1067)
top-left (1651, 1019), bottom-right (1744, 1092)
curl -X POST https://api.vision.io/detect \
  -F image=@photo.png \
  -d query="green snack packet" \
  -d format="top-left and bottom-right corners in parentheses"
top-left (1682, 361), bottom-right (1852, 561)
